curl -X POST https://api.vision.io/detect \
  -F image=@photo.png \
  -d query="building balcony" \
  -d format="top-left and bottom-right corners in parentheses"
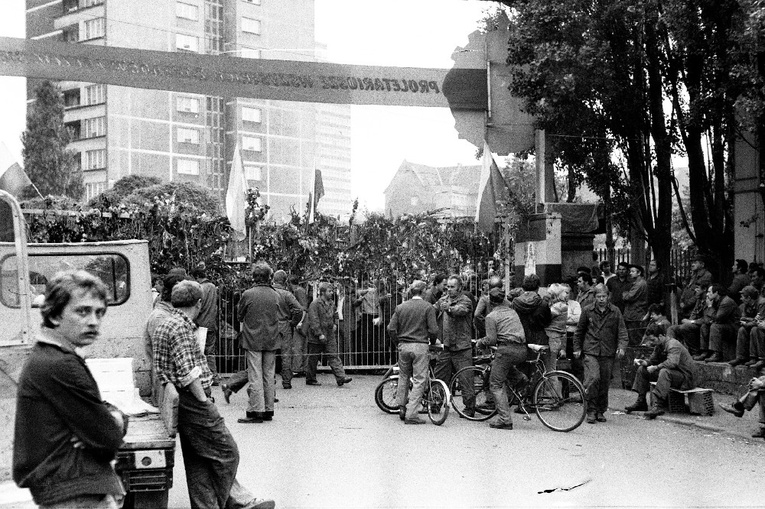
top-left (54, 1), bottom-right (105, 30)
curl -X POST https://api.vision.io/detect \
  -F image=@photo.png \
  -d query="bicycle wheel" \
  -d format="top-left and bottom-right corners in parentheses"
top-left (449, 366), bottom-right (496, 421)
top-left (532, 371), bottom-right (586, 432)
top-left (427, 379), bottom-right (450, 426)
top-left (374, 376), bottom-right (400, 414)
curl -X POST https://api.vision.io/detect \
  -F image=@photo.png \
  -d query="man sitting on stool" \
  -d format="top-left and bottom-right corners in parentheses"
top-left (625, 334), bottom-right (697, 419)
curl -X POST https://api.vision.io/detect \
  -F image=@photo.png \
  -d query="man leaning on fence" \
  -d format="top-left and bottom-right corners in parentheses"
top-left (387, 280), bottom-right (438, 425)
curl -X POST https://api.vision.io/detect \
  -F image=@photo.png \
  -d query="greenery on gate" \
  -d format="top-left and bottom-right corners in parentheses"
top-left (21, 180), bottom-right (508, 289)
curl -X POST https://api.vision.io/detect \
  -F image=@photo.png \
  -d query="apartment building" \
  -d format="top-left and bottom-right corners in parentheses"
top-left (25, 0), bottom-right (353, 221)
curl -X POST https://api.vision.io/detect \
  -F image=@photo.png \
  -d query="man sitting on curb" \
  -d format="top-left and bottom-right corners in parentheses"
top-left (625, 334), bottom-right (697, 419)
top-left (719, 376), bottom-right (765, 439)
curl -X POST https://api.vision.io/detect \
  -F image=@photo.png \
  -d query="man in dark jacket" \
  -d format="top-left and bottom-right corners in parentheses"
top-left (13, 270), bottom-right (127, 508)
top-left (698, 284), bottom-right (740, 363)
top-left (273, 269), bottom-right (304, 390)
top-left (625, 334), bottom-right (697, 419)
top-left (512, 274), bottom-right (552, 370)
top-left (387, 280), bottom-right (438, 424)
top-left (236, 262), bottom-right (282, 423)
top-left (678, 255), bottom-right (714, 319)
top-left (305, 282), bottom-right (352, 386)
top-left (192, 262), bottom-right (220, 385)
top-left (434, 275), bottom-right (475, 416)
top-left (606, 262), bottom-right (631, 312)
top-left (622, 264), bottom-right (648, 346)
top-left (574, 284), bottom-right (628, 424)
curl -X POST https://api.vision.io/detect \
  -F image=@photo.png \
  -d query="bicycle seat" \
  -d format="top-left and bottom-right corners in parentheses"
top-left (527, 344), bottom-right (549, 353)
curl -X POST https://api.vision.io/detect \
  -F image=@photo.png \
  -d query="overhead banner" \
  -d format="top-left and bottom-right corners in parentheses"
top-left (0, 37), bottom-right (486, 110)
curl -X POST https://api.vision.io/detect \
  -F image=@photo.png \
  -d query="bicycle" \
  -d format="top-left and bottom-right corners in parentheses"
top-left (374, 344), bottom-right (451, 425)
top-left (449, 343), bottom-right (586, 432)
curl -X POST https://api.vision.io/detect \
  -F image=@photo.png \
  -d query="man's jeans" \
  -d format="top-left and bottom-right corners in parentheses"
top-left (489, 343), bottom-right (527, 425)
top-left (396, 342), bottom-right (429, 419)
top-left (204, 328), bottom-right (220, 382)
top-left (177, 391), bottom-right (239, 509)
top-left (246, 350), bottom-right (276, 413)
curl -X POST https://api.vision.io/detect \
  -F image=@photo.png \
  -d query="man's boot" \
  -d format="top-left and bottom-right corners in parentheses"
top-left (644, 401), bottom-right (666, 420)
top-left (625, 396), bottom-right (648, 414)
top-left (693, 351), bottom-right (710, 361)
top-left (705, 352), bottom-right (724, 363)
top-left (729, 357), bottom-right (748, 367)
top-left (237, 411), bottom-right (264, 424)
top-left (751, 360), bottom-right (765, 370)
top-left (719, 401), bottom-right (745, 418)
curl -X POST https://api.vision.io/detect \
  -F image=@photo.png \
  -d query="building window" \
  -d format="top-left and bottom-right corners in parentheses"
top-left (62, 26), bottom-right (79, 43)
top-left (242, 0), bottom-right (261, 4)
top-left (241, 18), bottom-right (261, 34)
top-left (84, 149), bottom-right (105, 170)
top-left (176, 1), bottom-right (199, 20)
top-left (84, 84), bottom-right (105, 105)
top-left (177, 159), bottom-right (200, 175)
top-left (176, 34), bottom-right (199, 52)
top-left (83, 18), bottom-right (105, 40)
top-left (83, 117), bottom-right (105, 138)
top-left (85, 182), bottom-right (107, 201)
top-left (63, 0), bottom-right (79, 13)
top-left (242, 107), bottom-right (261, 123)
top-left (177, 128), bottom-right (200, 144)
top-left (244, 165), bottom-right (262, 181)
top-left (83, 0), bottom-right (104, 7)
top-left (242, 136), bottom-right (261, 152)
top-left (176, 96), bottom-right (200, 114)
top-left (63, 89), bottom-right (80, 108)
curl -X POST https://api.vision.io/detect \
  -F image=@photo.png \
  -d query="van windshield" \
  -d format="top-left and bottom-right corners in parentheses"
top-left (0, 253), bottom-right (129, 308)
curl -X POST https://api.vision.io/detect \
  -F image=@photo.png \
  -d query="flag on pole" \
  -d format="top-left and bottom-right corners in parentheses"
top-left (307, 169), bottom-right (325, 224)
top-left (475, 141), bottom-right (506, 233)
top-left (225, 142), bottom-right (247, 241)
top-left (0, 142), bottom-right (32, 197)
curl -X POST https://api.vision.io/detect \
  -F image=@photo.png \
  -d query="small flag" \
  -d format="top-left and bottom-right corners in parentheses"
top-left (0, 142), bottom-right (32, 197)
top-left (475, 141), bottom-right (506, 233)
top-left (225, 142), bottom-right (247, 241)
top-left (308, 169), bottom-right (324, 223)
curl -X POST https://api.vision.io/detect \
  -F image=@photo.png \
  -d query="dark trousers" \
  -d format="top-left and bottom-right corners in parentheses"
top-left (434, 348), bottom-right (474, 411)
top-left (306, 339), bottom-right (347, 383)
top-left (632, 365), bottom-right (688, 403)
top-left (226, 370), bottom-right (249, 393)
top-left (177, 391), bottom-right (239, 509)
top-left (582, 354), bottom-right (615, 415)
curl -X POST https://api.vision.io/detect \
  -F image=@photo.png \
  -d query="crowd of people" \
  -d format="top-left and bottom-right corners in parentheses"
top-left (14, 253), bottom-right (765, 508)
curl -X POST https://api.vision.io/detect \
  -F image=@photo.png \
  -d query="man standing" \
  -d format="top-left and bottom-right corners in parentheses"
top-left (153, 279), bottom-right (273, 508)
top-left (599, 260), bottom-right (614, 284)
top-left (476, 288), bottom-right (526, 430)
top-left (192, 262), bottom-right (220, 385)
top-left (576, 273), bottom-right (596, 310)
top-left (645, 260), bottom-right (664, 309)
top-left (387, 280), bottom-right (438, 425)
top-left (434, 275), bottom-right (475, 416)
top-left (424, 274), bottom-right (447, 305)
top-left (574, 284), bottom-right (628, 424)
top-left (288, 275), bottom-right (309, 377)
top-left (622, 264), bottom-right (648, 346)
top-left (606, 261), bottom-right (631, 312)
top-left (145, 273), bottom-right (186, 403)
top-left (624, 334), bottom-right (697, 419)
top-left (272, 270), bottom-right (304, 390)
top-left (512, 274), bottom-right (552, 369)
top-left (356, 279), bottom-right (381, 365)
top-left (306, 282), bottom-right (353, 386)
top-left (237, 262), bottom-right (282, 423)
top-left (13, 271), bottom-right (127, 508)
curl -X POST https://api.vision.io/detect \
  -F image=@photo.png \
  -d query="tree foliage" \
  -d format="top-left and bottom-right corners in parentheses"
top-left (21, 80), bottom-right (83, 200)
top-left (490, 0), bottom-right (756, 281)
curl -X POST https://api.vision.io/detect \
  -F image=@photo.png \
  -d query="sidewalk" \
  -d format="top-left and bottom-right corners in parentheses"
top-left (608, 387), bottom-right (765, 443)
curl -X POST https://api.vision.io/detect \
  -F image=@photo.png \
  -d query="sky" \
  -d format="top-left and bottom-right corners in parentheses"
top-left (0, 0), bottom-right (495, 212)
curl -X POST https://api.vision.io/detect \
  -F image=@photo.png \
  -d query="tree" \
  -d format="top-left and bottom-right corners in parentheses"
top-left (21, 81), bottom-right (83, 200)
top-left (487, 0), bottom-right (749, 282)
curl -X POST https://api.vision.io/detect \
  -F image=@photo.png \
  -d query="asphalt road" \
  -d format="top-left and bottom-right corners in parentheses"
top-left (165, 374), bottom-right (765, 509)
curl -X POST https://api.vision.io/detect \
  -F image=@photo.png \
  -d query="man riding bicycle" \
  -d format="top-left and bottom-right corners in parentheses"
top-left (475, 288), bottom-right (526, 430)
